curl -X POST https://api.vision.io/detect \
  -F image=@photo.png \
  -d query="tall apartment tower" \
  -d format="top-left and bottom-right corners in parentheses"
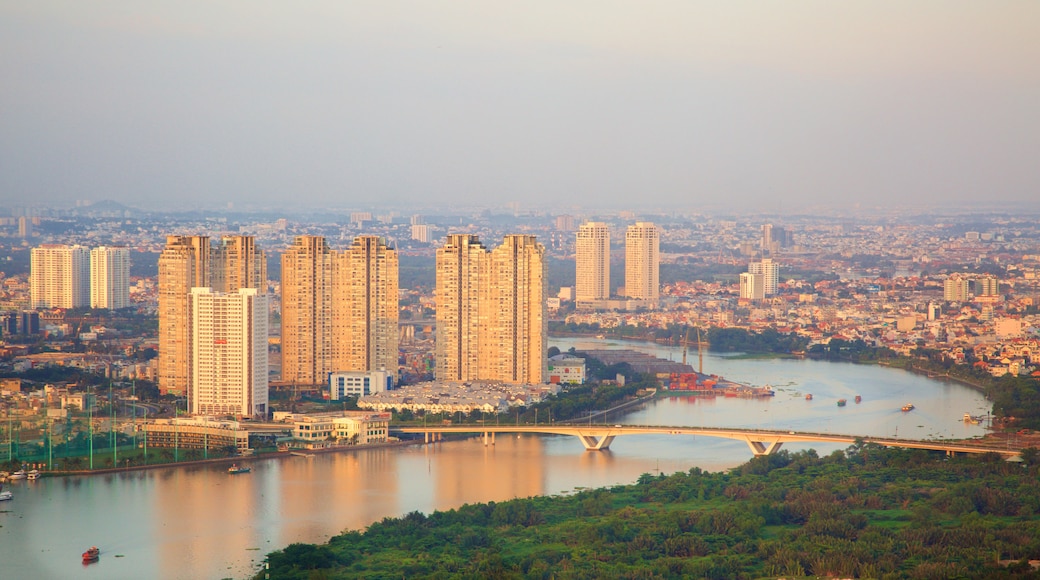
top-left (189, 287), bottom-right (268, 417)
top-left (435, 234), bottom-right (547, 384)
top-left (576, 222), bottom-right (610, 302)
top-left (332, 236), bottom-right (399, 378)
top-left (435, 234), bottom-right (488, 382)
top-left (749, 258), bottom-right (779, 297)
top-left (976, 276), bottom-right (999, 297)
top-left (624, 222), bottom-right (660, 301)
top-left (944, 276), bottom-right (970, 302)
top-left (211, 236), bottom-right (266, 293)
top-left (30, 244), bottom-right (90, 309)
top-left (739, 272), bottom-right (765, 300)
top-left (90, 246), bottom-right (130, 309)
top-left (280, 235), bottom-right (399, 386)
top-left (158, 236), bottom-right (211, 396)
top-left (761, 224), bottom-right (774, 252)
top-left (280, 236), bottom-right (333, 385)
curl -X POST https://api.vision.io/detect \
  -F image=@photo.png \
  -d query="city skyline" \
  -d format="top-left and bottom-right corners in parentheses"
top-left (2, 3), bottom-right (1038, 213)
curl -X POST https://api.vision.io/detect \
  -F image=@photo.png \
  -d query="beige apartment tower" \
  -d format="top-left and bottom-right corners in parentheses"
top-left (435, 234), bottom-right (547, 384)
top-left (30, 244), bottom-right (90, 309)
top-left (280, 236), bottom-right (332, 385)
top-left (624, 222), bottom-right (660, 301)
top-left (435, 234), bottom-right (488, 382)
top-left (576, 222), bottom-right (610, 303)
top-left (332, 236), bottom-right (399, 378)
top-left (280, 235), bottom-right (399, 386)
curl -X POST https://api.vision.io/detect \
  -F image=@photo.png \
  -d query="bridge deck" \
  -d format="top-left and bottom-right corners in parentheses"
top-left (395, 424), bottom-right (1020, 456)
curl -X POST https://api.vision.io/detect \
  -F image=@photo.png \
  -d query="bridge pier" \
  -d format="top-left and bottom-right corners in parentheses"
top-left (483, 432), bottom-right (496, 446)
top-left (744, 438), bottom-right (783, 456)
top-left (578, 434), bottom-right (616, 451)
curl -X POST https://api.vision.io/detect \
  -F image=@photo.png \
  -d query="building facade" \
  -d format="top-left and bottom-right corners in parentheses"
top-left (749, 258), bottom-right (779, 297)
top-left (328, 370), bottom-right (394, 399)
top-left (435, 234), bottom-right (548, 384)
top-left (158, 236), bottom-right (211, 396)
top-left (624, 222), bottom-right (660, 301)
top-left (189, 287), bottom-right (268, 418)
top-left (575, 221), bottom-right (610, 303)
top-left (30, 244), bottom-right (90, 309)
top-left (280, 236), bottom-right (332, 385)
top-left (944, 276), bottom-right (970, 302)
top-left (90, 246), bottom-right (130, 309)
top-left (739, 271), bottom-right (765, 301)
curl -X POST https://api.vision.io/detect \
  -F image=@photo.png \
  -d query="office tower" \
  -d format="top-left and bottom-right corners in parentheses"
top-left (976, 276), bottom-right (999, 297)
top-left (90, 246), bottom-right (131, 309)
top-left (555, 214), bottom-right (576, 232)
top-left (624, 222), bottom-right (660, 301)
top-left (944, 276), bottom-right (969, 302)
top-left (486, 235), bottom-right (548, 383)
top-left (30, 244), bottom-right (90, 308)
top-left (211, 236), bottom-right (266, 294)
top-left (739, 272), bottom-right (765, 301)
top-left (411, 224), bottom-right (431, 243)
top-left (158, 236), bottom-right (212, 396)
top-left (332, 236), bottom-right (399, 379)
top-left (761, 224), bottom-right (773, 252)
top-left (281, 236), bottom-right (332, 385)
top-left (188, 288), bottom-right (268, 417)
top-left (18, 216), bottom-right (32, 239)
top-left (435, 234), bottom-right (488, 382)
top-left (749, 258), bottom-right (779, 297)
top-left (576, 222), bottom-right (610, 302)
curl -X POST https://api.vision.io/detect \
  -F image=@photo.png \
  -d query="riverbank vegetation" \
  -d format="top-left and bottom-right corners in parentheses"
top-left (258, 444), bottom-right (1040, 579)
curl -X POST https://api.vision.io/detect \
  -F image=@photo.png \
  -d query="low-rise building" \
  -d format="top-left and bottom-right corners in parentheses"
top-left (145, 418), bottom-right (250, 454)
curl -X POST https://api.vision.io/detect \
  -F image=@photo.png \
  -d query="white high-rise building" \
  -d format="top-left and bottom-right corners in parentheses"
top-left (576, 222), bottom-right (610, 303)
top-left (749, 258), bottom-right (779, 297)
top-left (739, 272), bottom-right (765, 301)
top-left (30, 244), bottom-right (90, 309)
top-left (624, 222), bottom-right (659, 301)
top-left (90, 246), bottom-right (131, 309)
top-left (189, 287), bottom-right (268, 418)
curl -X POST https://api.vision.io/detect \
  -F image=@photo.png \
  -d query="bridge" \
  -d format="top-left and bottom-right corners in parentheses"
top-left (395, 424), bottom-right (1023, 458)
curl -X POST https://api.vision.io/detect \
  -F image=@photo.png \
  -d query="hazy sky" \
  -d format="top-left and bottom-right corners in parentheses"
top-left (1, 2), bottom-right (1038, 213)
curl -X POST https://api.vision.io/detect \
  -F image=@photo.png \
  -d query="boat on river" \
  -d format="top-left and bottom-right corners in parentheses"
top-left (854, 395), bottom-right (862, 404)
top-left (805, 393), bottom-right (812, 400)
top-left (27, 469), bottom-right (41, 480)
top-left (902, 403), bottom-right (915, 412)
top-left (0, 485), bottom-right (11, 501)
top-left (837, 399), bottom-right (847, 407)
top-left (228, 464), bottom-right (251, 474)
top-left (82, 546), bottom-right (100, 564)
top-left (8, 470), bottom-right (26, 480)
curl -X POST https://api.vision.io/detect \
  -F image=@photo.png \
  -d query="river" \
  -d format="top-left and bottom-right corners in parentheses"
top-left (0, 339), bottom-right (990, 579)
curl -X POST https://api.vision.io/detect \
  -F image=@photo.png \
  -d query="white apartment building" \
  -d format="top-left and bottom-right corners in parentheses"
top-left (90, 246), bottom-right (130, 309)
top-left (749, 258), bottom-right (779, 297)
top-left (329, 369), bottom-right (394, 399)
top-left (30, 244), bottom-right (90, 308)
top-left (189, 287), bottom-right (268, 418)
top-left (624, 222), bottom-right (660, 301)
top-left (576, 221), bottom-right (610, 303)
top-left (739, 272), bottom-right (765, 301)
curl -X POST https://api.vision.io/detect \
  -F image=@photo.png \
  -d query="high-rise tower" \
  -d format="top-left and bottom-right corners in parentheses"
top-left (30, 244), bottom-right (90, 309)
top-left (332, 236), bottom-right (399, 379)
top-left (280, 236), bottom-right (332, 385)
top-left (435, 234), bottom-right (488, 382)
top-left (189, 287), bottom-right (268, 418)
top-left (158, 236), bottom-right (211, 396)
top-left (749, 258), bottom-right (778, 296)
top-left (576, 222), bottom-right (610, 303)
top-left (90, 246), bottom-right (130, 309)
top-left (485, 235), bottom-right (547, 384)
top-left (624, 222), bottom-right (660, 301)
top-left (211, 236), bottom-right (266, 293)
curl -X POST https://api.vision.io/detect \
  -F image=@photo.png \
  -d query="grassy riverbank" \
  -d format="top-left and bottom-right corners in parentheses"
top-left (258, 445), bottom-right (1040, 579)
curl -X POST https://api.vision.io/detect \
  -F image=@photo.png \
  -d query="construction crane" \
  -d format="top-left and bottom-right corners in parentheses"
top-left (682, 327), bottom-right (691, 367)
top-left (696, 326), bottom-right (710, 375)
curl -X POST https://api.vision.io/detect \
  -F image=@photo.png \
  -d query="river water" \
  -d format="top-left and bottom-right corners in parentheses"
top-left (0, 340), bottom-right (989, 579)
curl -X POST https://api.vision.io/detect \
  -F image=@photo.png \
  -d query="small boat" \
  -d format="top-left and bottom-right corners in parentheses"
top-left (27, 469), bottom-right (41, 481)
top-left (854, 395), bottom-right (862, 404)
top-left (902, 403), bottom-right (915, 412)
top-left (805, 393), bottom-right (813, 400)
top-left (963, 412), bottom-right (972, 422)
top-left (82, 546), bottom-right (100, 563)
top-left (837, 399), bottom-right (847, 407)
top-left (228, 464), bottom-right (251, 474)
top-left (0, 485), bottom-right (11, 501)
top-left (9, 470), bottom-right (27, 480)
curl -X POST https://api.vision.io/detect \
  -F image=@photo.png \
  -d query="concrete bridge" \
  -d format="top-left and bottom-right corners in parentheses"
top-left (395, 424), bottom-right (1023, 458)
